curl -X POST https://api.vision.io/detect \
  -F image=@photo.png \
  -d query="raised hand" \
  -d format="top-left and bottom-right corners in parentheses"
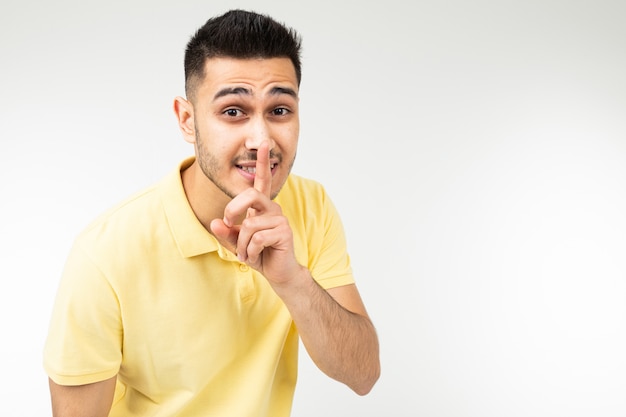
top-left (210, 142), bottom-right (301, 285)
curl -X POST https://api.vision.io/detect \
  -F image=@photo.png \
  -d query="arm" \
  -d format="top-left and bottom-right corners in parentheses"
top-left (274, 272), bottom-right (380, 395)
top-left (49, 376), bottom-right (116, 417)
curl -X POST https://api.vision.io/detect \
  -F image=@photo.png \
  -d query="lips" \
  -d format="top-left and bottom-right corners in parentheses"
top-left (237, 163), bottom-right (277, 174)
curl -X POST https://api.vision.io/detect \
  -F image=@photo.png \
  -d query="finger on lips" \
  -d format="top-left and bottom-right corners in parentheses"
top-left (253, 141), bottom-right (272, 198)
top-left (220, 141), bottom-right (273, 248)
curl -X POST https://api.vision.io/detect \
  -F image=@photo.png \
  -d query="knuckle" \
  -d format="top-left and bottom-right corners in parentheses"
top-left (250, 232), bottom-right (265, 246)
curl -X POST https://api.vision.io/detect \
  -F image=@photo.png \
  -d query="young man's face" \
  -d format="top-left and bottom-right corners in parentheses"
top-left (189, 57), bottom-right (300, 200)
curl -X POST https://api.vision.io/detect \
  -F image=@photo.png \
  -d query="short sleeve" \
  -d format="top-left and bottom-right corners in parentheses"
top-left (277, 175), bottom-right (355, 290)
top-left (43, 240), bottom-right (123, 386)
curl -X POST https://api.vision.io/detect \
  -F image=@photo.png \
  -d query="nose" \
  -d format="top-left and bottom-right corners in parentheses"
top-left (244, 116), bottom-right (274, 151)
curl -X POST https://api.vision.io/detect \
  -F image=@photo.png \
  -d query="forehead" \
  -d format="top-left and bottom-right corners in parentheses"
top-left (198, 57), bottom-right (299, 99)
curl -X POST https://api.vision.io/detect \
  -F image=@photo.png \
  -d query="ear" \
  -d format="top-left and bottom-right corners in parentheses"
top-left (173, 96), bottom-right (196, 144)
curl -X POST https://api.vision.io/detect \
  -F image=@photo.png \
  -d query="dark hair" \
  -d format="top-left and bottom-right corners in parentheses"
top-left (184, 9), bottom-right (302, 100)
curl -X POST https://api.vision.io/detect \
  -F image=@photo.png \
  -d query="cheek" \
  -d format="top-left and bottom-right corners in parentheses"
top-left (291, 119), bottom-right (300, 136)
top-left (199, 124), bottom-right (239, 152)
top-left (281, 122), bottom-right (300, 150)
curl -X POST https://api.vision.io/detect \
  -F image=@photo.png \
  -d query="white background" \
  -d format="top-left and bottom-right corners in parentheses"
top-left (1, 0), bottom-right (625, 415)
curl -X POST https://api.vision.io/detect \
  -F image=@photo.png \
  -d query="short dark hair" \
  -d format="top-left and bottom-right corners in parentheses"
top-left (184, 9), bottom-right (302, 101)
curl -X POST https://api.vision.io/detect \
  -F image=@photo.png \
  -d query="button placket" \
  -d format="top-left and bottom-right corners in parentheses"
top-left (236, 262), bottom-right (255, 303)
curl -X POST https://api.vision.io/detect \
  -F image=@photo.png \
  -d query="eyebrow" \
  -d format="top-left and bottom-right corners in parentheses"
top-left (212, 86), bottom-right (298, 101)
top-left (269, 86), bottom-right (298, 98)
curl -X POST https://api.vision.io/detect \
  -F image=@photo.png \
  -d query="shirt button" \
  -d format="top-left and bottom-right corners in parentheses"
top-left (239, 264), bottom-right (249, 272)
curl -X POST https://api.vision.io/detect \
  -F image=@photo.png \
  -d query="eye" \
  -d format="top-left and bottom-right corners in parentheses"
top-left (271, 107), bottom-right (290, 116)
top-left (224, 108), bottom-right (244, 117)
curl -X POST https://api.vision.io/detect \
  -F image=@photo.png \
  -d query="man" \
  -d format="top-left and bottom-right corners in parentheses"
top-left (43, 9), bottom-right (380, 417)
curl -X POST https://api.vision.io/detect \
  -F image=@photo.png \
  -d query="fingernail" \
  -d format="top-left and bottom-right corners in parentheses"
top-left (223, 217), bottom-right (232, 227)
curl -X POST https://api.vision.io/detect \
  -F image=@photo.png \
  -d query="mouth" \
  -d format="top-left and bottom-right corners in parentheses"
top-left (237, 162), bottom-right (277, 175)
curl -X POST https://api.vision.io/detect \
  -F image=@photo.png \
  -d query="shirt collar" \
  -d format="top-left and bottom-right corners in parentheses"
top-left (160, 157), bottom-right (234, 259)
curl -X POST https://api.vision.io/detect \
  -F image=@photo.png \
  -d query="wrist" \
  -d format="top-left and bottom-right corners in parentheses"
top-left (270, 264), bottom-right (314, 300)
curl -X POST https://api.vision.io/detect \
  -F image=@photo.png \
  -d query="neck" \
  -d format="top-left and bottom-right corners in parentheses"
top-left (181, 160), bottom-right (230, 232)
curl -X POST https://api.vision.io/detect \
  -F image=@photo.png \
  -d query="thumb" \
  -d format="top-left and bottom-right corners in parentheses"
top-left (209, 218), bottom-right (240, 254)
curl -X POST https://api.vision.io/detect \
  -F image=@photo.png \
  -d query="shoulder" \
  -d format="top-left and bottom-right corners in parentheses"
top-left (79, 183), bottom-right (162, 242)
top-left (78, 159), bottom-right (191, 244)
top-left (276, 173), bottom-right (343, 233)
top-left (74, 161), bottom-right (187, 258)
top-left (276, 173), bottom-right (329, 208)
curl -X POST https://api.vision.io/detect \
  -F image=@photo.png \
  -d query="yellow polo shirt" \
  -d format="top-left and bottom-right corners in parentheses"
top-left (43, 157), bottom-right (354, 417)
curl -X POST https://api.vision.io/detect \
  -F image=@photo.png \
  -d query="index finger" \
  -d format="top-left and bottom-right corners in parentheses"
top-left (254, 141), bottom-right (272, 198)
